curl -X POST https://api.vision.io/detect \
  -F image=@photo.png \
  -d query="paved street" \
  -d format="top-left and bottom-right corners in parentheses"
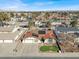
top-left (0, 43), bottom-right (39, 56)
top-left (13, 43), bottom-right (39, 56)
top-left (0, 43), bottom-right (79, 57)
top-left (0, 43), bottom-right (16, 56)
top-left (0, 57), bottom-right (79, 59)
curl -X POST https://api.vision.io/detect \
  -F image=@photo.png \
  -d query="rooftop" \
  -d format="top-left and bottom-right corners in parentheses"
top-left (0, 26), bottom-right (15, 32)
top-left (56, 27), bottom-right (79, 32)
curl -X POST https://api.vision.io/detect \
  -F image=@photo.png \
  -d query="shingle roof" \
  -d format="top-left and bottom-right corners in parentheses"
top-left (56, 27), bottom-right (79, 32)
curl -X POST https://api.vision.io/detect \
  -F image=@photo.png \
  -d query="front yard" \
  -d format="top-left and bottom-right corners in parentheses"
top-left (39, 45), bottom-right (59, 52)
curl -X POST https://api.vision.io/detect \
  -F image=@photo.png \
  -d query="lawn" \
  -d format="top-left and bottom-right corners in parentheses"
top-left (40, 46), bottom-right (59, 52)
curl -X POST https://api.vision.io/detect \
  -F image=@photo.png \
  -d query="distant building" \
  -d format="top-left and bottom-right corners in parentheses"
top-left (0, 21), bottom-right (4, 26)
top-left (74, 33), bottom-right (79, 42)
top-left (38, 30), bottom-right (46, 34)
top-left (56, 27), bottom-right (79, 33)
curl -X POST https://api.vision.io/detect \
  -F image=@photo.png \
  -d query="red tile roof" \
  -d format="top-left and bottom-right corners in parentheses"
top-left (24, 32), bottom-right (32, 37)
top-left (39, 31), bottom-right (55, 39)
top-left (24, 30), bottom-right (55, 39)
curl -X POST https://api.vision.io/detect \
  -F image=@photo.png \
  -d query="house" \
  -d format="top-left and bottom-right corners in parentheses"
top-left (0, 26), bottom-right (15, 32)
top-left (56, 27), bottom-right (79, 33)
top-left (24, 31), bottom-right (32, 37)
top-left (38, 30), bottom-right (56, 43)
top-left (48, 19), bottom-right (65, 26)
top-left (76, 19), bottom-right (79, 28)
top-left (35, 21), bottom-right (42, 26)
top-left (54, 30), bottom-right (65, 43)
top-left (41, 22), bottom-right (47, 26)
top-left (11, 17), bottom-right (18, 22)
top-left (19, 22), bottom-right (29, 28)
top-left (23, 31), bottom-right (41, 43)
top-left (0, 21), bottom-right (4, 27)
top-left (38, 30), bottom-right (55, 39)
top-left (37, 21), bottom-right (48, 30)
top-left (23, 29), bottom-right (55, 43)
top-left (55, 26), bottom-right (79, 44)
top-left (35, 21), bottom-right (48, 26)
top-left (74, 33), bottom-right (79, 42)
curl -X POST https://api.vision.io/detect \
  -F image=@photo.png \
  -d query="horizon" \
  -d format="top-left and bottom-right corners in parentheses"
top-left (0, 0), bottom-right (79, 11)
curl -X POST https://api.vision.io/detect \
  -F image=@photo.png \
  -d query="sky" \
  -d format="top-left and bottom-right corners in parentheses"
top-left (0, 0), bottom-right (79, 11)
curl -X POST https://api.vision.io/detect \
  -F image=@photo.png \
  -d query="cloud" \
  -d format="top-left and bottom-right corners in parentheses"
top-left (0, 0), bottom-right (29, 11)
top-left (33, 1), bottom-right (54, 6)
top-left (0, 0), bottom-right (54, 11)
top-left (0, 0), bottom-right (79, 11)
top-left (53, 5), bottom-right (79, 11)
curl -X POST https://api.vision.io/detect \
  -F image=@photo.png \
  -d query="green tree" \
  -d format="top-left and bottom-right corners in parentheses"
top-left (70, 20), bottom-right (77, 27)
top-left (0, 12), bottom-right (10, 21)
top-left (47, 21), bottom-right (51, 28)
top-left (28, 21), bottom-right (34, 29)
top-left (40, 37), bottom-right (45, 43)
top-left (21, 13), bottom-right (26, 18)
top-left (10, 12), bottom-right (14, 17)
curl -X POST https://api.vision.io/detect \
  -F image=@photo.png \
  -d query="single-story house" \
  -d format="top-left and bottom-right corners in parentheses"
top-left (74, 33), bottom-right (79, 42)
top-left (38, 30), bottom-right (55, 39)
top-left (37, 24), bottom-right (48, 30)
top-left (48, 19), bottom-right (65, 26)
top-left (35, 21), bottom-right (48, 27)
top-left (56, 27), bottom-right (79, 33)
top-left (18, 22), bottom-right (29, 29)
top-left (35, 21), bottom-right (42, 26)
top-left (0, 21), bottom-right (4, 27)
top-left (38, 30), bottom-right (46, 34)
top-left (23, 31), bottom-right (41, 43)
top-left (0, 26), bottom-right (15, 32)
